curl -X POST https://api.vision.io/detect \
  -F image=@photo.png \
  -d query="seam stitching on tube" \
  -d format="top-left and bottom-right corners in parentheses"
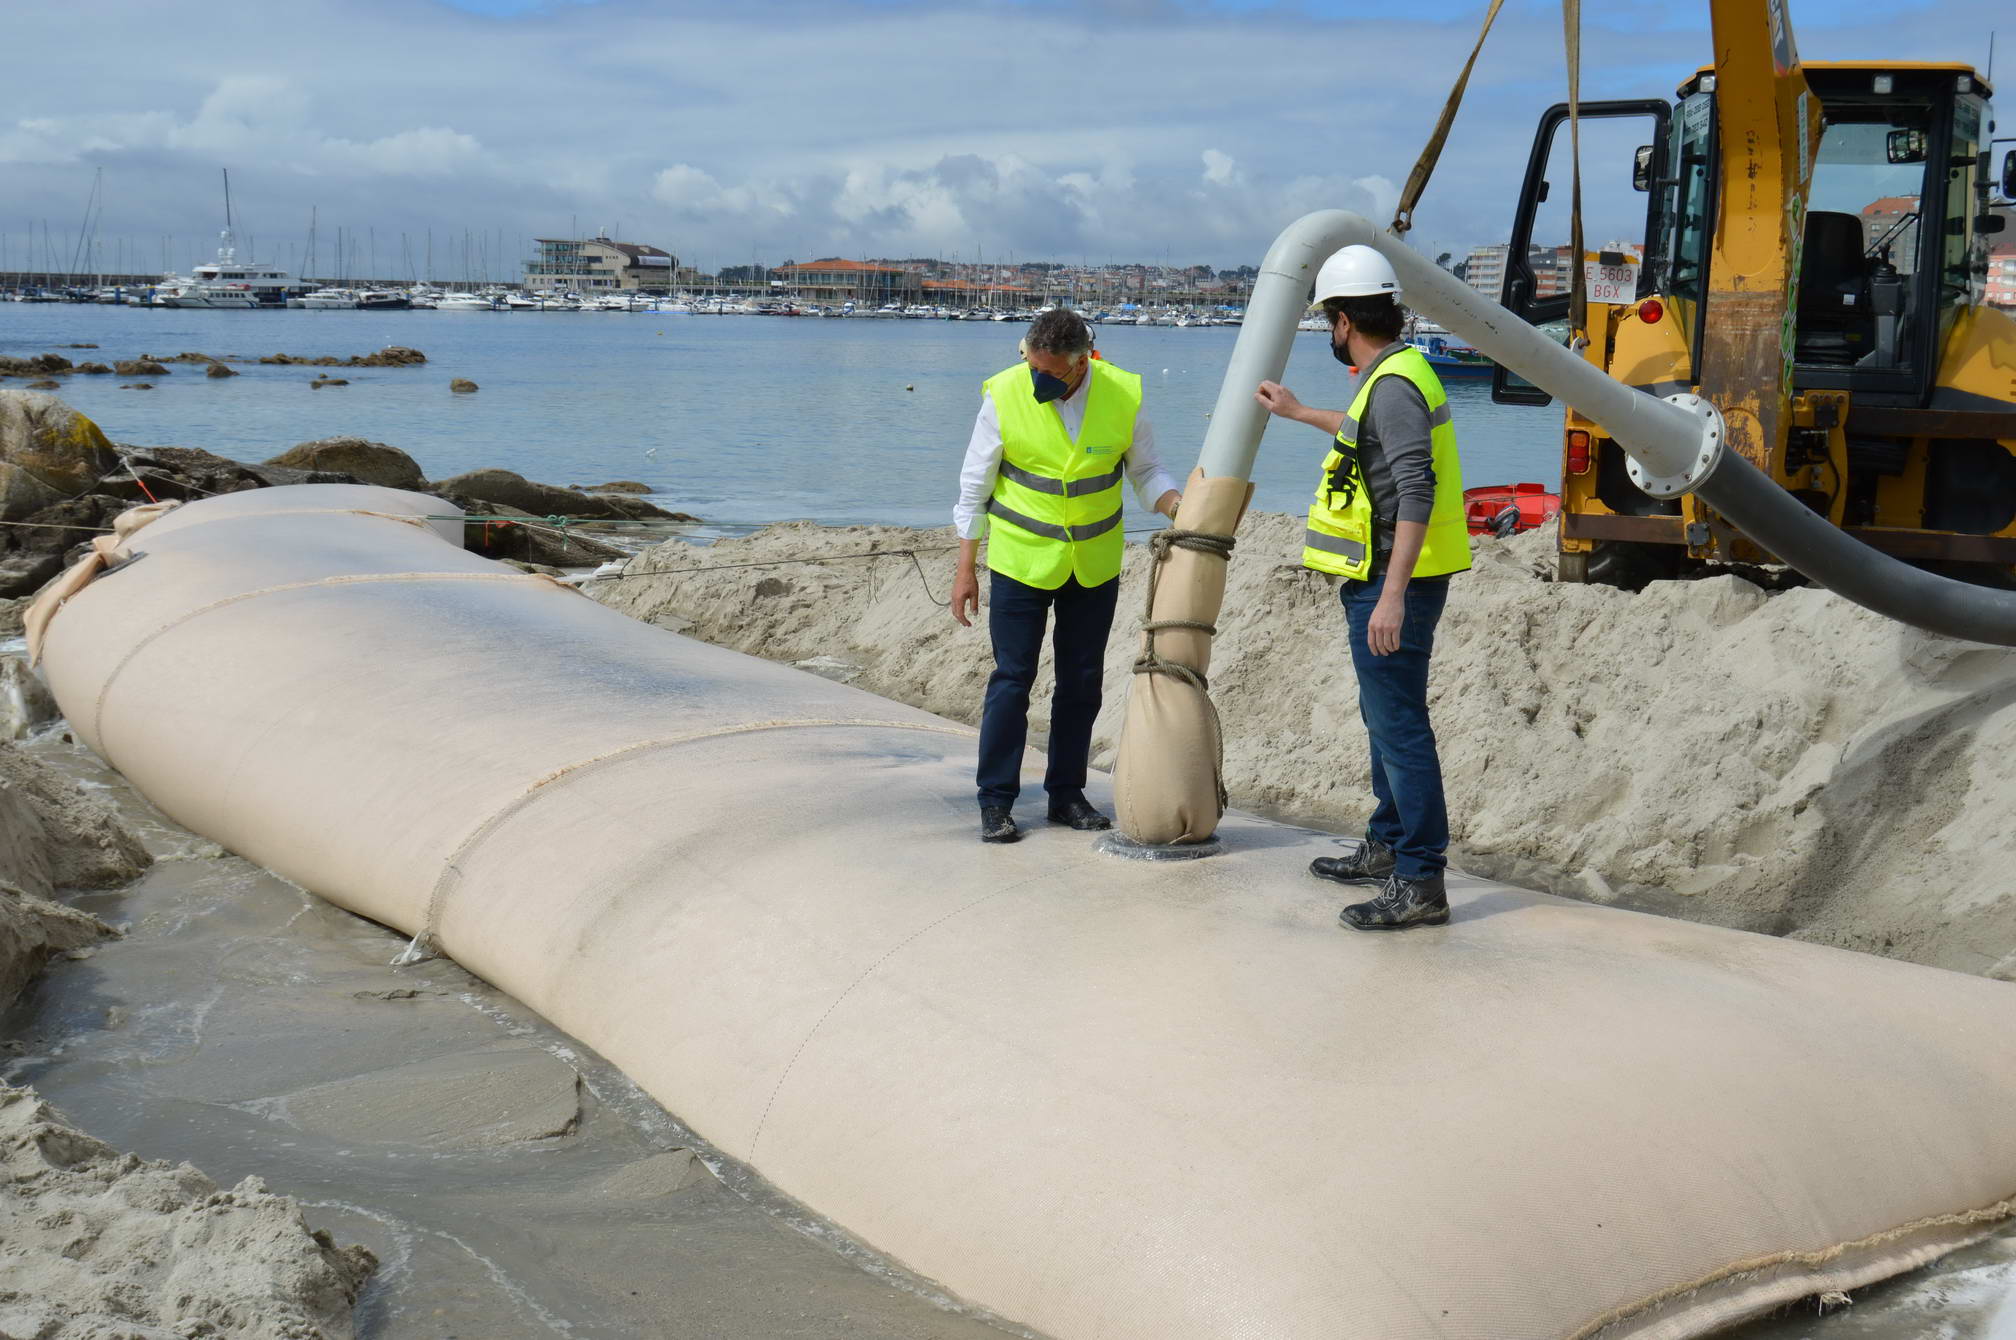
top-left (747, 860), bottom-right (1100, 1159)
top-left (411, 717), bottom-right (978, 959)
top-left (1568, 1192), bottom-right (2016, 1340)
top-left (87, 571), bottom-right (568, 750)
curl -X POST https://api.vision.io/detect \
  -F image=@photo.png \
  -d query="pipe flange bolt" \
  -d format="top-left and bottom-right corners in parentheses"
top-left (1626, 394), bottom-right (1725, 499)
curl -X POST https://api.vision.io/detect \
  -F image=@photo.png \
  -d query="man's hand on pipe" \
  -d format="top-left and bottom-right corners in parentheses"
top-left (1255, 382), bottom-right (1348, 437)
top-left (1254, 380), bottom-right (1307, 422)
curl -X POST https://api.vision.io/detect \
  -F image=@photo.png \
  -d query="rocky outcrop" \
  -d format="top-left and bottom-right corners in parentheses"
top-left (256, 346), bottom-right (427, 368)
top-left (0, 392), bottom-right (121, 523)
top-left (435, 468), bottom-right (687, 522)
top-left (206, 362), bottom-right (239, 379)
top-left (264, 437), bottom-right (426, 492)
top-left (112, 359), bottom-right (169, 377)
top-left (0, 391), bottom-right (698, 588)
top-left (0, 355), bottom-right (72, 377)
top-left (0, 494), bottom-right (124, 598)
top-left (434, 467), bottom-right (628, 520)
top-left (449, 378), bottom-right (478, 393)
top-left (72, 363), bottom-right (111, 375)
top-left (309, 377), bottom-right (349, 388)
top-left (581, 480), bottom-right (652, 494)
top-left (24, 380), bottom-right (59, 391)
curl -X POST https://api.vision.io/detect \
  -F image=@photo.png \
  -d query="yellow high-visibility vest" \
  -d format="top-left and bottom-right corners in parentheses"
top-left (1302, 345), bottom-right (1471, 581)
top-left (982, 359), bottom-right (1141, 589)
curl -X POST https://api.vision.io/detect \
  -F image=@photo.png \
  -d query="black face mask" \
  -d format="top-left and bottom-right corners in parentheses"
top-left (1031, 367), bottom-right (1074, 403)
top-left (1330, 325), bottom-right (1355, 367)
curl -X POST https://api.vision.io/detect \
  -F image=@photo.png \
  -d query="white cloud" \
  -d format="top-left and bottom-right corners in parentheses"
top-left (0, 0), bottom-right (2004, 270)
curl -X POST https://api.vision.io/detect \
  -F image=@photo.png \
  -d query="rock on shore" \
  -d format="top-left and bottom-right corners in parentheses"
top-left (0, 390), bottom-right (701, 586)
top-left (590, 514), bottom-right (2016, 980)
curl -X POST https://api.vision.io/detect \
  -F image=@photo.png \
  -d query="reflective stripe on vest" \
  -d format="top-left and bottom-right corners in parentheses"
top-left (996, 460), bottom-right (1127, 498)
top-left (986, 499), bottom-right (1125, 542)
top-left (1302, 345), bottom-right (1471, 581)
top-left (982, 358), bottom-right (1142, 590)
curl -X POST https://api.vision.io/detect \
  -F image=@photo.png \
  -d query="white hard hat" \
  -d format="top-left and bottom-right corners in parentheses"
top-left (1311, 245), bottom-right (1401, 305)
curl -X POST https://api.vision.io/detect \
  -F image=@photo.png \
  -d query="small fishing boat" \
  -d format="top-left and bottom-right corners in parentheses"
top-left (1411, 333), bottom-right (1496, 378)
top-left (1464, 481), bottom-right (1560, 536)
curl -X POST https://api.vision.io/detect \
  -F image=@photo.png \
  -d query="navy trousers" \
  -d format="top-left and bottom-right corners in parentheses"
top-left (1340, 571), bottom-right (1451, 880)
top-left (975, 570), bottom-right (1119, 808)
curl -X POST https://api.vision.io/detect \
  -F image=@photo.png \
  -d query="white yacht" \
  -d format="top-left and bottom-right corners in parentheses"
top-left (298, 288), bottom-right (360, 310)
top-left (158, 224), bottom-right (295, 308)
top-left (437, 292), bottom-right (495, 311)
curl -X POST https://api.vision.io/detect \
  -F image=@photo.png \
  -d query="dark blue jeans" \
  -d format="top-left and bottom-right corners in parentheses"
top-left (976, 570), bottom-right (1119, 808)
top-left (1341, 572), bottom-right (1451, 879)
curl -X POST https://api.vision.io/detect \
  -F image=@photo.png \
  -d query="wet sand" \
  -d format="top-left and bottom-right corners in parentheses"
top-left (5, 735), bottom-right (1027, 1340)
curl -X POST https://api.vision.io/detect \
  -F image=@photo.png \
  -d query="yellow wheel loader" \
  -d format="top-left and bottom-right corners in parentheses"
top-left (1492, 5), bottom-right (2016, 590)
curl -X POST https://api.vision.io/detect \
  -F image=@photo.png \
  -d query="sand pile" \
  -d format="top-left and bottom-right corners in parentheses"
top-left (0, 740), bottom-right (142, 1003)
top-left (0, 1088), bottom-right (377, 1340)
top-left (591, 514), bottom-right (2016, 979)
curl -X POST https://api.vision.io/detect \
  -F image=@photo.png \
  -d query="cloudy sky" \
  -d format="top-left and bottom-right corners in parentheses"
top-left (3, 0), bottom-right (2003, 281)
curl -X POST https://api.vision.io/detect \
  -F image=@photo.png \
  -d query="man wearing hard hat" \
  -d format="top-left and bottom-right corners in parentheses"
top-left (950, 308), bottom-right (1181, 844)
top-left (1256, 245), bottom-right (1471, 930)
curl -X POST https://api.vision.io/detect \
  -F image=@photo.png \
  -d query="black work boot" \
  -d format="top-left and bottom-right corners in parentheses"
top-left (1339, 873), bottom-right (1450, 931)
top-left (1046, 791), bottom-right (1112, 831)
top-left (1309, 835), bottom-right (1396, 886)
top-left (980, 806), bottom-right (1021, 844)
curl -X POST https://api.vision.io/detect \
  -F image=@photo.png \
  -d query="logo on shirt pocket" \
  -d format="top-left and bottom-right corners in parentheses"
top-left (1083, 441), bottom-right (1121, 457)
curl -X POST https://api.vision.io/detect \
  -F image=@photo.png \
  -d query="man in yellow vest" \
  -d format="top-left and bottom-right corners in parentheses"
top-left (1255, 245), bottom-right (1471, 929)
top-left (951, 309), bottom-right (1180, 843)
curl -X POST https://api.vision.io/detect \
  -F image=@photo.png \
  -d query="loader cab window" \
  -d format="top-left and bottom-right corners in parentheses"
top-left (1664, 91), bottom-right (1715, 310)
top-left (1799, 102), bottom-right (1938, 375)
top-left (1940, 95), bottom-right (1985, 314)
top-left (1491, 98), bottom-right (1672, 406)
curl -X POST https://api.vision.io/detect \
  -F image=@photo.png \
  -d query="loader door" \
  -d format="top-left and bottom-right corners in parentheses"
top-left (1492, 99), bottom-right (1673, 406)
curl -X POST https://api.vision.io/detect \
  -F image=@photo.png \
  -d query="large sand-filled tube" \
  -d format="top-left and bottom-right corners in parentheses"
top-left (33, 485), bottom-right (2016, 1340)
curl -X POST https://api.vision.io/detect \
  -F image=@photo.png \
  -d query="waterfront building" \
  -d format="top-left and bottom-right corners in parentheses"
top-left (524, 233), bottom-right (678, 293)
top-left (1464, 243), bottom-right (1573, 303)
top-left (1861, 195), bottom-right (1920, 272)
top-left (1989, 244), bottom-right (2016, 309)
top-left (772, 259), bottom-right (915, 306)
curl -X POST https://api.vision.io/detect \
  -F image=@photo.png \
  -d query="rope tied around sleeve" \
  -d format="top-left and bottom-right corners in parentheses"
top-left (1131, 526), bottom-right (1237, 810)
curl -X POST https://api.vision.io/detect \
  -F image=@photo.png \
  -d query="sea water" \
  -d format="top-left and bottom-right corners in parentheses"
top-left (0, 306), bottom-right (1563, 535)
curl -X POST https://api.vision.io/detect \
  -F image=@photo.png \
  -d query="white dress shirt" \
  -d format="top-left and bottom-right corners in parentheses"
top-left (953, 366), bottom-right (1179, 540)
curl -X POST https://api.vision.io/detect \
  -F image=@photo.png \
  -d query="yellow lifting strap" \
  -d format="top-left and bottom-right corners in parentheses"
top-left (1390, 0), bottom-right (1508, 237)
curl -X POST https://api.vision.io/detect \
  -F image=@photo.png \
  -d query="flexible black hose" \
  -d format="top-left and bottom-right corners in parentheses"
top-left (1695, 450), bottom-right (2016, 646)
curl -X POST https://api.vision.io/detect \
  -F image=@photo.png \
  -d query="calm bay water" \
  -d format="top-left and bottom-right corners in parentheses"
top-left (1, 305), bottom-right (1565, 533)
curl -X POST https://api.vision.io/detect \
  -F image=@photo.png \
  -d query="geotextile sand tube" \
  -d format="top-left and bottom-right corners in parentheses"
top-left (34, 485), bottom-right (2016, 1340)
top-left (1113, 468), bottom-right (1250, 844)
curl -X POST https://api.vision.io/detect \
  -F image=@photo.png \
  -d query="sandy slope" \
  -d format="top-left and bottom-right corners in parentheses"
top-left (590, 514), bottom-right (2016, 979)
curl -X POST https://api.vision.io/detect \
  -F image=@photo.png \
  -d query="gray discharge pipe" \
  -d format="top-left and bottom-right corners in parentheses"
top-left (1209, 210), bottom-right (2016, 647)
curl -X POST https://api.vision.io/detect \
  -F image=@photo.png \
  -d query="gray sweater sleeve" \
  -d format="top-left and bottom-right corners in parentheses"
top-left (1366, 376), bottom-right (1438, 524)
